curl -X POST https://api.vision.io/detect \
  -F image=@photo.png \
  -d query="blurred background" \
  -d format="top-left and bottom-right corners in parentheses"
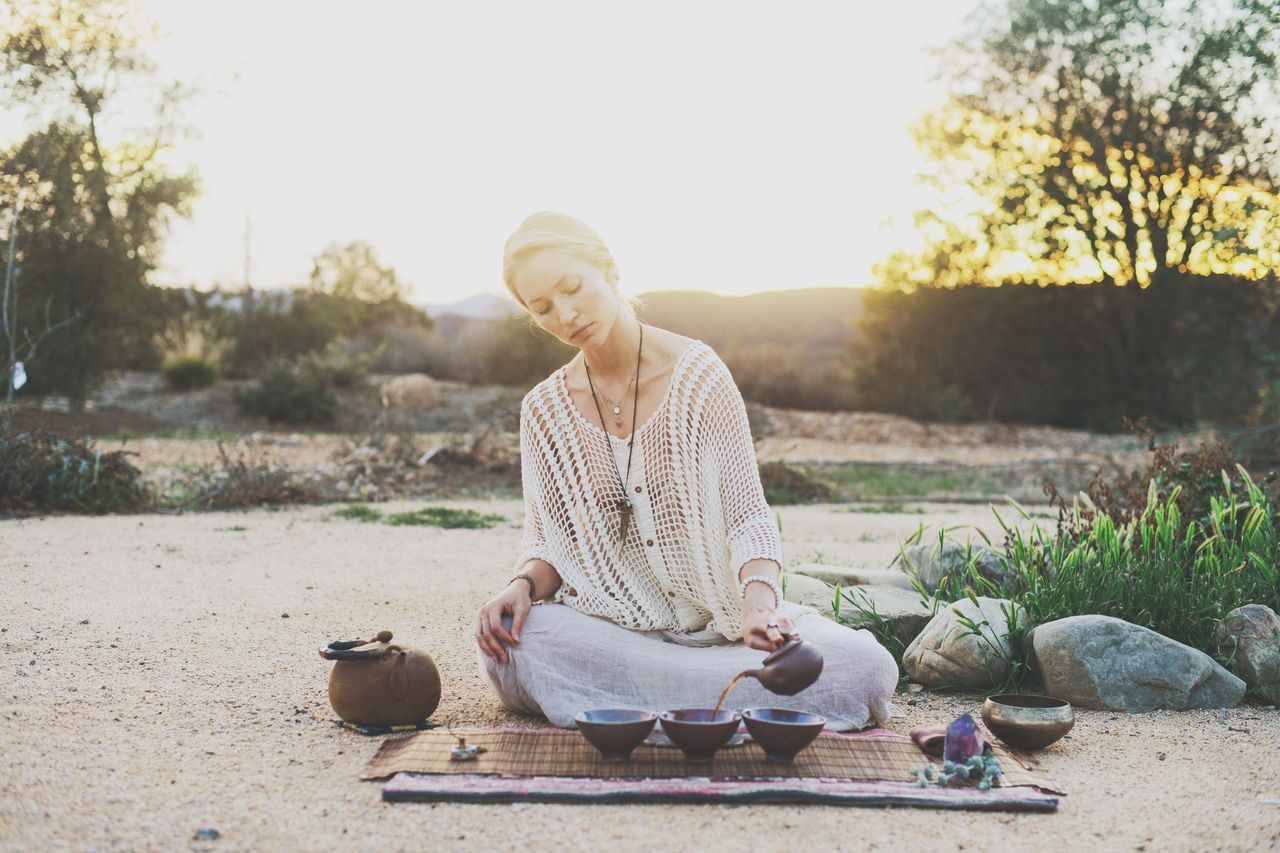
top-left (1, 0), bottom-right (1277, 449)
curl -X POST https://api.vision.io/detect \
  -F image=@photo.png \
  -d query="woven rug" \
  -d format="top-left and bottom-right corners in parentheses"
top-left (381, 773), bottom-right (1059, 809)
top-left (365, 727), bottom-right (1061, 810)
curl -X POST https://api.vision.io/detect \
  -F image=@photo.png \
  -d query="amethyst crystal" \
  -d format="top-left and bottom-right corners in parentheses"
top-left (943, 713), bottom-right (982, 764)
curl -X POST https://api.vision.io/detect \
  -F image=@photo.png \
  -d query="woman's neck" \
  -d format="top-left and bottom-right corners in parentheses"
top-left (581, 314), bottom-right (643, 382)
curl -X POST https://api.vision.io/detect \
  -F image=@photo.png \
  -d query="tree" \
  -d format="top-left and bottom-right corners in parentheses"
top-left (308, 240), bottom-right (403, 303)
top-left (0, 0), bottom-right (197, 406)
top-left (882, 0), bottom-right (1280, 289)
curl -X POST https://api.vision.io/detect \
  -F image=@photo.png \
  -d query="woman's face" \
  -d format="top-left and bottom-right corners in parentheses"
top-left (511, 249), bottom-right (621, 350)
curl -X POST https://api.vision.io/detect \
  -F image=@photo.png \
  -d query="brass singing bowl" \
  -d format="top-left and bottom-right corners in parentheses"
top-left (980, 694), bottom-right (1074, 752)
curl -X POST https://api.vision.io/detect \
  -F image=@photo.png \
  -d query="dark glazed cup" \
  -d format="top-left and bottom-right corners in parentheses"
top-left (575, 709), bottom-right (659, 761)
top-left (741, 708), bottom-right (826, 763)
top-left (658, 709), bottom-right (743, 762)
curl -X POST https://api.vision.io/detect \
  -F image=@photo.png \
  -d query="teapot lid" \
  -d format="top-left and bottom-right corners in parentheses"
top-left (319, 629), bottom-right (397, 661)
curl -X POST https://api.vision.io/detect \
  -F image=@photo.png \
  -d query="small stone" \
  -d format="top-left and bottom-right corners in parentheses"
top-left (79, 619), bottom-right (89, 625)
top-left (281, 613), bottom-right (289, 619)
top-left (907, 683), bottom-right (925, 693)
top-left (193, 827), bottom-right (220, 841)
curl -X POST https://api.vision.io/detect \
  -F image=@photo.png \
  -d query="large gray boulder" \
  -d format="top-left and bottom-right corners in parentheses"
top-left (790, 562), bottom-right (913, 590)
top-left (783, 575), bottom-right (933, 647)
top-left (894, 542), bottom-right (1015, 594)
top-left (902, 597), bottom-right (1024, 688)
top-left (1213, 604), bottom-right (1280, 704)
top-left (1034, 615), bottom-right (1246, 712)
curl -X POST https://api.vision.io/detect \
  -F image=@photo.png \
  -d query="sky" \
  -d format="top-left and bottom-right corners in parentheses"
top-left (8, 1), bottom-right (984, 303)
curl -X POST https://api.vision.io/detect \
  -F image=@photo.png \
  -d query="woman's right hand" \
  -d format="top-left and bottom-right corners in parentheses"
top-left (475, 581), bottom-right (531, 664)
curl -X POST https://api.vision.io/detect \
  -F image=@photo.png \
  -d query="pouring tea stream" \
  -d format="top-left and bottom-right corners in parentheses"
top-left (712, 630), bottom-right (824, 715)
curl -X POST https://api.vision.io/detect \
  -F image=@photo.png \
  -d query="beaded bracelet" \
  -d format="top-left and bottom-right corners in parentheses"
top-left (509, 573), bottom-right (536, 601)
top-left (738, 574), bottom-right (782, 609)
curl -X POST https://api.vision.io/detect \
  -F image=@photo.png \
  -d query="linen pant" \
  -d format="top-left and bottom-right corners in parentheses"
top-left (478, 602), bottom-right (898, 731)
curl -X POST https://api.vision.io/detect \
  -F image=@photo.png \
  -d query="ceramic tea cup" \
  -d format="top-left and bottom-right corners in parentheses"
top-left (741, 708), bottom-right (826, 763)
top-left (980, 694), bottom-right (1074, 751)
top-left (575, 709), bottom-right (659, 761)
top-left (658, 709), bottom-right (742, 762)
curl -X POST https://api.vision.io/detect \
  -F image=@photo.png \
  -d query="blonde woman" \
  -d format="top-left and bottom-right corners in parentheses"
top-left (475, 212), bottom-right (897, 729)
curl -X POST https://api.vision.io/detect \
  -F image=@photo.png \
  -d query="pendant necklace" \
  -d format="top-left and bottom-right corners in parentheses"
top-left (595, 376), bottom-right (636, 427)
top-left (585, 323), bottom-right (643, 548)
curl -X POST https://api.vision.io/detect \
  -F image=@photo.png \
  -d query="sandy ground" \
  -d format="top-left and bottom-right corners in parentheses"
top-left (2, 500), bottom-right (1278, 852)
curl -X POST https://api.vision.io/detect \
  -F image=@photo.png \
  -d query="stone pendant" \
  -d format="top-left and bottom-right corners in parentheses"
top-left (612, 405), bottom-right (622, 416)
top-left (616, 497), bottom-right (633, 545)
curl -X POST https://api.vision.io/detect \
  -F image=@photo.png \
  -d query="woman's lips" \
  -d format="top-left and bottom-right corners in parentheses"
top-left (571, 323), bottom-right (594, 341)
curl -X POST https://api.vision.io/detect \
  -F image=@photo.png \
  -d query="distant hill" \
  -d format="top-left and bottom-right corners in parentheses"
top-left (418, 287), bottom-right (867, 410)
top-left (634, 287), bottom-right (865, 351)
top-left (421, 293), bottom-right (519, 320)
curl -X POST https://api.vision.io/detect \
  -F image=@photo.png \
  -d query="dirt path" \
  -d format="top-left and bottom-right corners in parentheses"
top-left (2, 502), bottom-right (1276, 851)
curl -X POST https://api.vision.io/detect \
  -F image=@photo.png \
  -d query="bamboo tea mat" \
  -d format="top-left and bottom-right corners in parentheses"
top-left (362, 726), bottom-right (1059, 791)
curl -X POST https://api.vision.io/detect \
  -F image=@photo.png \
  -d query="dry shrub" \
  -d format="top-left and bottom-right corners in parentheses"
top-left (162, 439), bottom-right (323, 510)
top-left (1045, 417), bottom-right (1278, 540)
top-left (759, 461), bottom-right (834, 505)
top-left (0, 423), bottom-right (152, 514)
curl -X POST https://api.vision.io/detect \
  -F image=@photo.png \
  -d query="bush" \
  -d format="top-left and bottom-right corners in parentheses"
top-left (0, 425), bottom-right (152, 513)
top-left (162, 356), bottom-right (218, 391)
top-left (234, 360), bottom-right (338, 425)
top-left (999, 467), bottom-right (1278, 659)
top-left (854, 273), bottom-right (1267, 429)
top-left (759, 462), bottom-right (835, 505)
top-left (1045, 417), bottom-right (1278, 540)
top-left (302, 340), bottom-right (376, 389)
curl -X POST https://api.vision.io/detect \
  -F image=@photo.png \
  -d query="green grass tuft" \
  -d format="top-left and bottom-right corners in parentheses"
top-left (386, 506), bottom-right (506, 529)
top-left (333, 504), bottom-right (383, 523)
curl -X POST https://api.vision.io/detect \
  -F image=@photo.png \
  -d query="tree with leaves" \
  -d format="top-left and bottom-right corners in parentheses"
top-left (308, 240), bottom-right (404, 303)
top-left (0, 0), bottom-right (197, 406)
top-left (882, 0), bottom-right (1280, 290)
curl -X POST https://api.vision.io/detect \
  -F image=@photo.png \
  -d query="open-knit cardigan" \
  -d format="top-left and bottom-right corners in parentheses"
top-left (513, 340), bottom-right (783, 641)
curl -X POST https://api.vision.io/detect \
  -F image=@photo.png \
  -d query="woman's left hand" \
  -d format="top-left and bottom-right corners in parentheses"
top-left (741, 603), bottom-right (796, 652)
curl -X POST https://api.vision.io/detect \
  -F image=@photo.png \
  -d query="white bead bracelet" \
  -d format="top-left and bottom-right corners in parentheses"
top-left (738, 574), bottom-right (782, 609)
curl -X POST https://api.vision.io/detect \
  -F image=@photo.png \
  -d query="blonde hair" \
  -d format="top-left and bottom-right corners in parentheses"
top-left (502, 211), bottom-right (642, 316)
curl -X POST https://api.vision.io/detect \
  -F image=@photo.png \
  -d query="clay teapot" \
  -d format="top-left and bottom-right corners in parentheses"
top-left (741, 631), bottom-right (824, 695)
top-left (319, 630), bottom-right (441, 726)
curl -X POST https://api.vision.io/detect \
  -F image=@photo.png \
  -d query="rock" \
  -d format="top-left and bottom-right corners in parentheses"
top-left (782, 573), bottom-right (834, 611)
top-left (193, 827), bottom-right (220, 841)
top-left (832, 586), bottom-right (936, 648)
top-left (1034, 615), bottom-right (1246, 711)
top-left (1213, 604), bottom-right (1280, 704)
top-left (379, 374), bottom-right (441, 413)
top-left (789, 562), bottom-right (913, 590)
top-left (784, 575), bottom-right (934, 647)
top-left (902, 597), bottom-right (1024, 688)
top-left (895, 542), bottom-right (1014, 594)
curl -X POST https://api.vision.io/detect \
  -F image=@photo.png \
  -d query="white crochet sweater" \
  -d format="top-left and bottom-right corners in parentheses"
top-left (514, 340), bottom-right (783, 641)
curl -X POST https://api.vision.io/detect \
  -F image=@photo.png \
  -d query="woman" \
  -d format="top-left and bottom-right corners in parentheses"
top-left (475, 211), bottom-right (897, 729)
